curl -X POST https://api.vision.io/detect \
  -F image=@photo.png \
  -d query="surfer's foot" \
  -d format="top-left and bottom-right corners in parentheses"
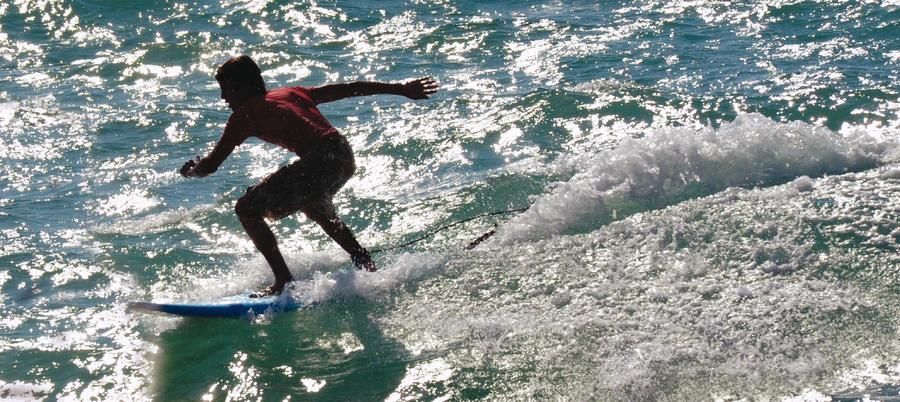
top-left (250, 281), bottom-right (290, 298)
top-left (249, 286), bottom-right (279, 298)
top-left (352, 252), bottom-right (377, 272)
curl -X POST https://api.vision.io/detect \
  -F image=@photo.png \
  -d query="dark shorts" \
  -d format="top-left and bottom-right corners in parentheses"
top-left (237, 135), bottom-right (355, 220)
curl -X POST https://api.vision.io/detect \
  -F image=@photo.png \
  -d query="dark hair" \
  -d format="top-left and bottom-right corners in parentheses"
top-left (215, 55), bottom-right (267, 95)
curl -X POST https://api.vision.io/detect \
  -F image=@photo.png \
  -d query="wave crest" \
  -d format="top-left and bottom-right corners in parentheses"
top-left (496, 114), bottom-right (897, 243)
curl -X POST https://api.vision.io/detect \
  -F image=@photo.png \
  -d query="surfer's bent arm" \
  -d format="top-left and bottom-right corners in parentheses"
top-left (180, 115), bottom-right (245, 178)
top-left (309, 77), bottom-right (439, 104)
top-left (180, 140), bottom-right (235, 177)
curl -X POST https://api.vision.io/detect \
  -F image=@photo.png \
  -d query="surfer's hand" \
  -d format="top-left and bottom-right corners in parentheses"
top-left (179, 156), bottom-right (200, 177)
top-left (402, 77), bottom-right (438, 100)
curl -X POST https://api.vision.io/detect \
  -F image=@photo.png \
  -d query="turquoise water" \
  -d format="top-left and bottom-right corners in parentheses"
top-left (3, 1), bottom-right (900, 400)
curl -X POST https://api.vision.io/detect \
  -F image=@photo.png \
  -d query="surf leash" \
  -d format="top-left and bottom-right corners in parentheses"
top-left (369, 206), bottom-right (530, 254)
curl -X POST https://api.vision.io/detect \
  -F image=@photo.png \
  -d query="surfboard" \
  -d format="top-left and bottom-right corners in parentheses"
top-left (128, 293), bottom-right (303, 318)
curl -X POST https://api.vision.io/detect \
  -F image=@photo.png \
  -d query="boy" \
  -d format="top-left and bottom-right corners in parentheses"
top-left (180, 55), bottom-right (438, 295)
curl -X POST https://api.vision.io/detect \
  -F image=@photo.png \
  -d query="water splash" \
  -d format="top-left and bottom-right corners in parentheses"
top-left (496, 113), bottom-right (897, 243)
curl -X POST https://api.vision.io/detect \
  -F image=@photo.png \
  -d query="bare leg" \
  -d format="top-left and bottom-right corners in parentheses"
top-left (303, 201), bottom-right (376, 271)
top-left (236, 201), bottom-right (294, 294)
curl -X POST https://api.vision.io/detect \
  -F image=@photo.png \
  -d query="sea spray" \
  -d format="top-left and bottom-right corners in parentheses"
top-left (496, 113), bottom-right (897, 243)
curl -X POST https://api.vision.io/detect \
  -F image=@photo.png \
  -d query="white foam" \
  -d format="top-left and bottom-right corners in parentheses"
top-left (495, 114), bottom-right (896, 243)
top-left (287, 252), bottom-right (446, 305)
top-left (793, 175), bottom-right (814, 192)
top-left (157, 250), bottom-right (446, 307)
top-left (0, 380), bottom-right (54, 400)
top-left (881, 168), bottom-right (900, 179)
top-left (381, 164), bottom-right (900, 400)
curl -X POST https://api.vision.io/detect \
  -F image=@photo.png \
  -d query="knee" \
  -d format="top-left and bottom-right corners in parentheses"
top-left (234, 196), bottom-right (259, 220)
top-left (301, 200), bottom-right (336, 224)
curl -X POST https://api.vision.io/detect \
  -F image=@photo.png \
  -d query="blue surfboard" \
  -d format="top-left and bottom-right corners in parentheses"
top-left (128, 293), bottom-right (303, 318)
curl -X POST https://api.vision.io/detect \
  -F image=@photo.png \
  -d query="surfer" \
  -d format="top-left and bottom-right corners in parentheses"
top-left (179, 55), bottom-right (438, 295)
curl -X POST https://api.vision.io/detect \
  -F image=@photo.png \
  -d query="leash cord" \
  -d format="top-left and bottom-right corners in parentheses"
top-left (369, 206), bottom-right (529, 254)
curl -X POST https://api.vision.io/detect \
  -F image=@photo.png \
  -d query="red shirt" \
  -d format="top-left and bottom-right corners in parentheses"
top-left (201, 86), bottom-right (338, 173)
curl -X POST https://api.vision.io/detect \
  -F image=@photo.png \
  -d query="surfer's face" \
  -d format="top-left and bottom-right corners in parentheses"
top-left (219, 82), bottom-right (240, 110)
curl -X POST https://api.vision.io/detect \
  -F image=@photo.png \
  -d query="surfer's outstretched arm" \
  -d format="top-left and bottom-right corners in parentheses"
top-left (309, 78), bottom-right (438, 104)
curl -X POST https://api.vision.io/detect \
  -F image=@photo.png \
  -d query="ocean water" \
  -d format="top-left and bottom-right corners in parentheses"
top-left (2, 0), bottom-right (900, 400)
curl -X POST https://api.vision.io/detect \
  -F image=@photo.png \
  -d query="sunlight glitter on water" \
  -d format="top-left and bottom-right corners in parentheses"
top-left (301, 377), bottom-right (327, 392)
top-left (348, 11), bottom-right (436, 54)
top-left (94, 188), bottom-right (161, 217)
top-left (386, 358), bottom-right (454, 402)
top-left (2, 1), bottom-right (899, 399)
top-left (316, 332), bottom-right (364, 355)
